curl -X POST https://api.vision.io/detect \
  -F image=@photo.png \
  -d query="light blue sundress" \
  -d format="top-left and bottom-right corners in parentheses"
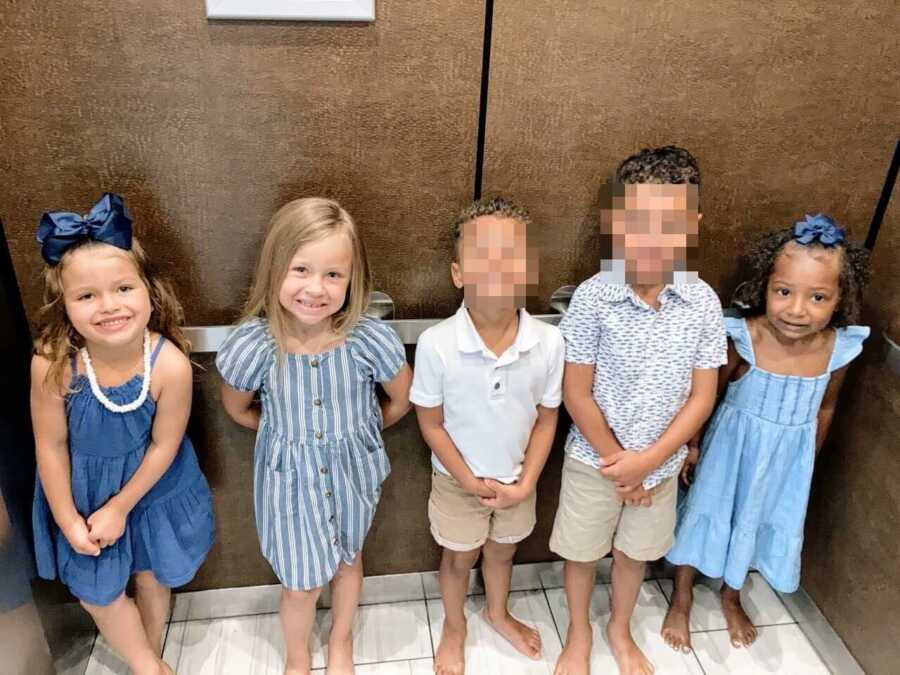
top-left (215, 316), bottom-right (406, 591)
top-left (666, 317), bottom-right (869, 592)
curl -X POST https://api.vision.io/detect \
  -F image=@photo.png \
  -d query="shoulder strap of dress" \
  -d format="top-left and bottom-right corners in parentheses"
top-left (150, 336), bottom-right (167, 366)
top-left (827, 325), bottom-right (870, 372)
top-left (724, 316), bottom-right (755, 365)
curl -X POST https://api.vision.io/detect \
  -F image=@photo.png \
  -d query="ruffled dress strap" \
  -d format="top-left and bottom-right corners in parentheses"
top-left (828, 325), bottom-right (870, 372)
top-left (724, 316), bottom-right (755, 365)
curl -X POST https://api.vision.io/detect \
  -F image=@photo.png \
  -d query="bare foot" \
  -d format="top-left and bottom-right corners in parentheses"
top-left (327, 631), bottom-right (355, 674)
top-left (661, 592), bottom-right (693, 653)
top-left (483, 608), bottom-right (542, 659)
top-left (434, 619), bottom-right (467, 675)
top-left (554, 621), bottom-right (592, 675)
top-left (721, 589), bottom-right (757, 648)
top-left (606, 621), bottom-right (654, 675)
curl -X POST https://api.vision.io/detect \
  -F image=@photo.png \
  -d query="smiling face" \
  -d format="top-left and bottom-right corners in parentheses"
top-left (278, 232), bottom-right (353, 331)
top-left (61, 243), bottom-right (152, 350)
top-left (765, 241), bottom-right (842, 340)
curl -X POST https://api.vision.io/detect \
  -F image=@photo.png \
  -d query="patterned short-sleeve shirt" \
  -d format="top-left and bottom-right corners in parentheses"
top-left (559, 272), bottom-right (727, 489)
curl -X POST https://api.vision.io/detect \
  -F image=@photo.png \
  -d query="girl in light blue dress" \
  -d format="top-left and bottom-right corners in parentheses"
top-left (662, 215), bottom-right (870, 653)
top-left (216, 197), bottom-right (412, 675)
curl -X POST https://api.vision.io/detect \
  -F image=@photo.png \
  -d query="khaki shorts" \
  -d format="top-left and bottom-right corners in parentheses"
top-left (549, 455), bottom-right (677, 562)
top-left (428, 470), bottom-right (537, 551)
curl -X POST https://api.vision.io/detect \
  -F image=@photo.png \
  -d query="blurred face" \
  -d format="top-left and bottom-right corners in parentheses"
top-left (61, 244), bottom-right (152, 350)
top-left (279, 232), bottom-right (353, 329)
top-left (766, 242), bottom-right (841, 340)
top-left (601, 183), bottom-right (700, 285)
top-left (451, 215), bottom-right (537, 311)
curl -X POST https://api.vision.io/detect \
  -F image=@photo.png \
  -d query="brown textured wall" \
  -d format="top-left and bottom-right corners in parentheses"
top-left (802, 191), bottom-right (899, 675)
top-left (483, 1), bottom-right (898, 300)
top-left (0, 1), bottom-right (483, 323)
top-left (4, 3), bottom-right (899, 667)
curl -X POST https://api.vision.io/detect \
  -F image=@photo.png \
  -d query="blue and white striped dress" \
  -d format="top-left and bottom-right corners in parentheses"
top-left (216, 316), bottom-right (406, 590)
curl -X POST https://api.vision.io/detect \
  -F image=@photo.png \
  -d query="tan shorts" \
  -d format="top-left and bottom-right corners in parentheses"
top-left (428, 470), bottom-right (537, 551)
top-left (549, 455), bottom-right (677, 562)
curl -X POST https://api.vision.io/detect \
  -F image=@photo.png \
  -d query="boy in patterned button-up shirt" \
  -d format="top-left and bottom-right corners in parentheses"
top-left (550, 146), bottom-right (727, 675)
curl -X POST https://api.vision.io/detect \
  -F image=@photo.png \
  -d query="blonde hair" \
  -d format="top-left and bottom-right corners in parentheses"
top-left (37, 238), bottom-right (191, 392)
top-left (242, 197), bottom-right (373, 351)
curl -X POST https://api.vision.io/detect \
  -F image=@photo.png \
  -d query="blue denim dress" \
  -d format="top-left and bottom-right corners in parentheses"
top-left (666, 317), bottom-right (868, 592)
top-left (32, 338), bottom-right (215, 605)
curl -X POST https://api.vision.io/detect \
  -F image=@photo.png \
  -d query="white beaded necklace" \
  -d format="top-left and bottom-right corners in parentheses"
top-left (80, 329), bottom-right (151, 414)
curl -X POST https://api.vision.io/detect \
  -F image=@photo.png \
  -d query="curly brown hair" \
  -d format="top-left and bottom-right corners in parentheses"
top-left (451, 196), bottom-right (532, 260)
top-left (732, 227), bottom-right (871, 327)
top-left (37, 237), bottom-right (191, 391)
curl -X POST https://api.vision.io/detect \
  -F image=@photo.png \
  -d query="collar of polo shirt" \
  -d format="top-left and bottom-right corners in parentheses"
top-left (454, 302), bottom-right (539, 359)
top-left (595, 259), bottom-right (699, 305)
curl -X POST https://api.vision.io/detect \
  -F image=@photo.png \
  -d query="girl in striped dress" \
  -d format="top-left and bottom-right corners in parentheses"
top-left (217, 197), bottom-right (412, 675)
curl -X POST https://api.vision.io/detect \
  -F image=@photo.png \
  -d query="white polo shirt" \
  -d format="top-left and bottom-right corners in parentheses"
top-left (410, 304), bottom-right (565, 483)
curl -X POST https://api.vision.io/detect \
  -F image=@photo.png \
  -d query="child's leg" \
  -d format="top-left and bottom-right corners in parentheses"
top-left (436, 546), bottom-right (481, 675)
top-left (327, 553), bottom-right (364, 674)
top-left (81, 594), bottom-right (171, 675)
top-left (720, 584), bottom-right (757, 648)
top-left (134, 571), bottom-right (171, 655)
top-left (281, 585), bottom-right (324, 675)
top-left (480, 539), bottom-right (541, 659)
top-left (607, 547), bottom-right (653, 675)
top-left (661, 564), bottom-right (697, 652)
top-left (553, 559), bottom-right (596, 675)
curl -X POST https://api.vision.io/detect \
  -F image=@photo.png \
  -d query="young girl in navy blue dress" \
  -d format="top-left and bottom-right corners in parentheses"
top-left (661, 215), bottom-right (870, 653)
top-left (216, 197), bottom-right (412, 675)
top-left (31, 194), bottom-right (215, 675)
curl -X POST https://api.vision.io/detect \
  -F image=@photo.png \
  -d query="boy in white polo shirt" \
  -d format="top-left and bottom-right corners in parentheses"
top-left (411, 197), bottom-right (565, 675)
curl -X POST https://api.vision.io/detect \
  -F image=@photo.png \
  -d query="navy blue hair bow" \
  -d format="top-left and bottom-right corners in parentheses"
top-left (793, 214), bottom-right (845, 247)
top-left (37, 193), bottom-right (133, 265)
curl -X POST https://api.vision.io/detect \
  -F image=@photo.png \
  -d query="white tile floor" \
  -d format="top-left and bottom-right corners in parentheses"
top-left (79, 562), bottom-right (838, 674)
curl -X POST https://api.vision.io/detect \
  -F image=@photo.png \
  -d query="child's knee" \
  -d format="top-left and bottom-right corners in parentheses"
top-left (282, 586), bottom-right (322, 606)
top-left (481, 539), bottom-right (516, 563)
top-left (443, 547), bottom-right (480, 574)
top-left (134, 570), bottom-right (164, 591)
top-left (80, 593), bottom-right (126, 618)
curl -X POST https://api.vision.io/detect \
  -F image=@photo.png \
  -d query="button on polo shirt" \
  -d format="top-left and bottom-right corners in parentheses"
top-left (411, 304), bottom-right (565, 483)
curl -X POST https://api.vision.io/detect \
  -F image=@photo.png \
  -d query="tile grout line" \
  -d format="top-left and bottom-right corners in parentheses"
top-left (420, 573), bottom-right (437, 659)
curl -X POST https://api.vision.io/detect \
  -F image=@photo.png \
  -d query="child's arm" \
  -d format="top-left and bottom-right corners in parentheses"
top-left (220, 383), bottom-right (261, 430)
top-left (482, 404), bottom-right (559, 509)
top-left (815, 365), bottom-right (849, 453)
top-left (415, 404), bottom-right (496, 499)
top-left (86, 344), bottom-right (193, 547)
top-left (681, 340), bottom-right (743, 484)
top-left (602, 366), bottom-right (719, 488)
top-left (31, 355), bottom-right (100, 556)
top-left (562, 362), bottom-right (626, 459)
top-left (379, 363), bottom-right (412, 429)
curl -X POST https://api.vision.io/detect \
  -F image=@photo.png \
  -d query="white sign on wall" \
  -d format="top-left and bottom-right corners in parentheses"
top-left (205, 1), bottom-right (375, 21)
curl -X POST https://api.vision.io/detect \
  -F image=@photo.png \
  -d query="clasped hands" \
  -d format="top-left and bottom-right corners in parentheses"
top-left (62, 501), bottom-right (128, 557)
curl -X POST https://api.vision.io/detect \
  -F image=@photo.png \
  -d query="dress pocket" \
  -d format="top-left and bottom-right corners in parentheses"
top-left (263, 466), bottom-right (299, 517)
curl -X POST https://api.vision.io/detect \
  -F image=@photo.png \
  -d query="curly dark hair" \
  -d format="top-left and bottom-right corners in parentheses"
top-left (616, 145), bottom-right (701, 186)
top-left (732, 227), bottom-right (871, 327)
top-left (451, 196), bottom-right (532, 260)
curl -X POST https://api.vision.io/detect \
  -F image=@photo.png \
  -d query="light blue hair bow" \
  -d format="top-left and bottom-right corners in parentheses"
top-left (793, 214), bottom-right (845, 247)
